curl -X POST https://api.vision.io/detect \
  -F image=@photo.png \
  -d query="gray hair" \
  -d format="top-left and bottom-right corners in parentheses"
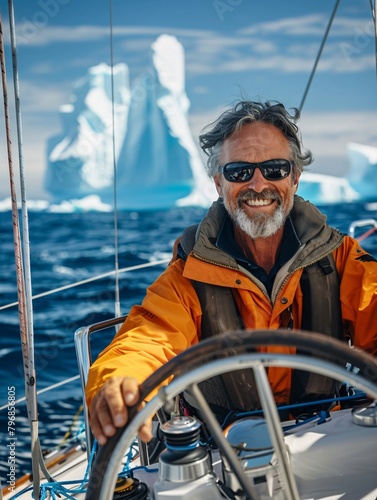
top-left (199, 100), bottom-right (313, 178)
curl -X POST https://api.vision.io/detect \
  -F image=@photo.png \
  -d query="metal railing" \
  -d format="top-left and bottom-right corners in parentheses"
top-left (74, 315), bottom-right (128, 458)
top-left (348, 219), bottom-right (377, 239)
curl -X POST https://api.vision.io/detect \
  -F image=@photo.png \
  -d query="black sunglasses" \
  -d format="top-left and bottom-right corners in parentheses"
top-left (218, 159), bottom-right (294, 182)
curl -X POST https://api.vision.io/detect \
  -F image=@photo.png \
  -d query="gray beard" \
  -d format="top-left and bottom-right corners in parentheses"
top-left (230, 203), bottom-right (286, 238)
top-left (223, 190), bottom-right (293, 238)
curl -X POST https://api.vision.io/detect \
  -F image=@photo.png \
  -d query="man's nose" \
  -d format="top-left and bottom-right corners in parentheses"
top-left (247, 167), bottom-right (269, 191)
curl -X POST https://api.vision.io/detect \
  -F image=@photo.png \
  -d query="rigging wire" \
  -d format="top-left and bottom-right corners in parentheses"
top-left (0, 8), bottom-right (41, 498)
top-left (5, 1), bottom-right (56, 492)
top-left (7, 1), bottom-right (36, 420)
top-left (0, 375), bottom-right (81, 412)
top-left (0, 259), bottom-right (170, 311)
top-left (109, 0), bottom-right (121, 319)
top-left (298, 0), bottom-right (341, 113)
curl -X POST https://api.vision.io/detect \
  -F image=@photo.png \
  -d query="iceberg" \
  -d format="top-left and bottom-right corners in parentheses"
top-left (45, 35), bottom-right (217, 210)
top-left (45, 63), bottom-right (130, 201)
top-left (297, 143), bottom-right (377, 205)
top-left (297, 172), bottom-right (359, 205)
top-left (49, 195), bottom-right (112, 213)
top-left (115, 35), bottom-right (216, 210)
top-left (346, 143), bottom-right (377, 201)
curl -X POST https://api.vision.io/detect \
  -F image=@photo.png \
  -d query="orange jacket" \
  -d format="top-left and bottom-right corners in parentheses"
top-left (86, 197), bottom-right (377, 409)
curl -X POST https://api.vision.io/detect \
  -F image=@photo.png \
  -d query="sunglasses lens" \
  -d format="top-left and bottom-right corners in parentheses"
top-left (223, 164), bottom-right (254, 182)
top-left (261, 160), bottom-right (291, 179)
top-left (222, 160), bottom-right (291, 182)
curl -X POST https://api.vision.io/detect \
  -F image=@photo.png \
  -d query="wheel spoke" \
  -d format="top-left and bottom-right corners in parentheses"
top-left (190, 382), bottom-right (259, 499)
top-left (253, 362), bottom-right (300, 500)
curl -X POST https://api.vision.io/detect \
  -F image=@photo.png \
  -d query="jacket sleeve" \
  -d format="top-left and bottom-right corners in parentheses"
top-left (85, 259), bottom-right (202, 409)
top-left (335, 236), bottom-right (377, 356)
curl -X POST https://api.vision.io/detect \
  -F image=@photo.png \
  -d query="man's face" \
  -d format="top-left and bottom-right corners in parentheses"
top-left (214, 122), bottom-right (300, 239)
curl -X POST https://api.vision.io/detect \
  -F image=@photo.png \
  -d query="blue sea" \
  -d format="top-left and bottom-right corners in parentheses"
top-left (1, 202), bottom-right (377, 480)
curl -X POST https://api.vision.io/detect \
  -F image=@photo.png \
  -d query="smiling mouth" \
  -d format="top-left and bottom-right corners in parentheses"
top-left (239, 189), bottom-right (280, 208)
top-left (244, 198), bottom-right (275, 207)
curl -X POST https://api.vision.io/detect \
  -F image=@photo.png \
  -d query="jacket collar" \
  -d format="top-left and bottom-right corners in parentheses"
top-left (182, 195), bottom-right (343, 270)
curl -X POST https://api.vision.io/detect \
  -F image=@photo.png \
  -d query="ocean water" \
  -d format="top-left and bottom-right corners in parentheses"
top-left (0, 201), bottom-right (377, 479)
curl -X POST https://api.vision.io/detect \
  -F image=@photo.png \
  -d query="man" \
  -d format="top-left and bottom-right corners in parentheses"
top-left (86, 100), bottom-right (377, 446)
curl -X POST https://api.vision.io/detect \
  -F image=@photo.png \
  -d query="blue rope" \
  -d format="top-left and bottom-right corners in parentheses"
top-left (10, 440), bottom-right (99, 499)
top-left (121, 440), bottom-right (139, 474)
top-left (233, 392), bottom-right (366, 421)
top-left (10, 438), bottom-right (143, 500)
top-left (212, 393), bottom-right (366, 443)
top-left (74, 419), bottom-right (86, 441)
top-left (283, 410), bottom-right (330, 431)
top-left (317, 410), bottom-right (330, 424)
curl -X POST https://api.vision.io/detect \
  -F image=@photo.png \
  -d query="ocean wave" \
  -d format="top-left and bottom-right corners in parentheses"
top-left (0, 195), bottom-right (112, 213)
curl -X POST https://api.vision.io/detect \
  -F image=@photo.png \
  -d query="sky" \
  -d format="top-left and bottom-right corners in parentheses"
top-left (0, 0), bottom-right (376, 200)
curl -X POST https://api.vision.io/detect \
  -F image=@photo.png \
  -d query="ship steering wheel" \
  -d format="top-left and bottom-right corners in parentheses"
top-left (85, 329), bottom-right (377, 500)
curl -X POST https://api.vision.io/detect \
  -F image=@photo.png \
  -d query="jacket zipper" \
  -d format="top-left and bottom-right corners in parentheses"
top-left (272, 237), bottom-right (344, 307)
top-left (191, 251), bottom-right (271, 299)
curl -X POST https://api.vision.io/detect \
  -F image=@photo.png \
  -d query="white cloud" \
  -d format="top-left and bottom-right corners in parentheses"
top-left (240, 14), bottom-right (374, 38)
top-left (14, 24), bottom-right (213, 46)
top-left (240, 14), bottom-right (327, 37)
top-left (13, 13), bottom-right (373, 49)
top-left (186, 51), bottom-right (375, 75)
top-left (181, 22), bottom-right (375, 75)
top-left (11, 11), bottom-right (375, 77)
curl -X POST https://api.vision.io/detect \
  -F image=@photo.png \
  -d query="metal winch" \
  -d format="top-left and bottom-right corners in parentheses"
top-left (153, 416), bottom-right (220, 499)
top-left (151, 415), bottom-right (287, 499)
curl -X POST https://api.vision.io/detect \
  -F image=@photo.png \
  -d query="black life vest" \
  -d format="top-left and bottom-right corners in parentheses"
top-left (179, 224), bottom-right (344, 414)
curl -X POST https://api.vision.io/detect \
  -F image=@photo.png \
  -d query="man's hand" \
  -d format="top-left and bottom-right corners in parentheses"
top-left (89, 376), bottom-right (153, 445)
